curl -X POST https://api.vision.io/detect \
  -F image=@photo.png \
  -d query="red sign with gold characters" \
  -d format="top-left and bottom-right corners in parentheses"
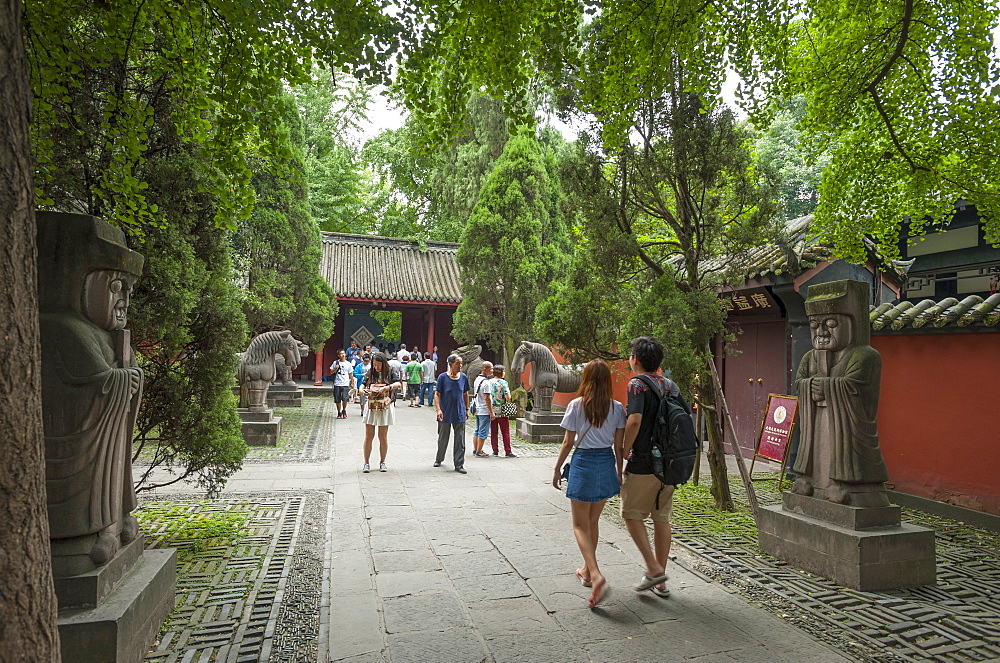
top-left (756, 394), bottom-right (798, 462)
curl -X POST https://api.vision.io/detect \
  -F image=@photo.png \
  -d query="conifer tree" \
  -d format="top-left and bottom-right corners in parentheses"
top-left (236, 96), bottom-right (338, 348)
top-left (453, 131), bottom-right (570, 375)
top-left (129, 145), bottom-right (250, 494)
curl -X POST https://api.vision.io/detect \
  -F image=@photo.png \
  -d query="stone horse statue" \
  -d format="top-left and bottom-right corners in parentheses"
top-left (238, 331), bottom-right (303, 410)
top-left (272, 341), bottom-right (310, 386)
top-left (453, 343), bottom-right (484, 380)
top-left (511, 341), bottom-right (581, 412)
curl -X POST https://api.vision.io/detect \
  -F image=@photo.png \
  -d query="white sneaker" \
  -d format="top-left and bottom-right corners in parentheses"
top-left (379, 462), bottom-right (388, 472)
top-left (362, 463), bottom-right (370, 473)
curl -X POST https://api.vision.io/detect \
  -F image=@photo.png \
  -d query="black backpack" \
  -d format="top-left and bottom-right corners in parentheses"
top-left (636, 374), bottom-right (698, 487)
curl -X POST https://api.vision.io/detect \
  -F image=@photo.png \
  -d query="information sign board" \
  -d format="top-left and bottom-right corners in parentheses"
top-left (757, 394), bottom-right (798, 462)
top-left (750, 394), bottom-right (798, 487)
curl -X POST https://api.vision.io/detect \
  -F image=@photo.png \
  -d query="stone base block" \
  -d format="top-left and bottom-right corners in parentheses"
top-left (267, 386), bottom-right (303, 408)
top-left (758, 505), bottom-right (935, 591)
top-left (241, 418), bottom-right (281, 446)
top-left (782, 492), bottom-right (901, 530)
top-left (522, 409), bottom-right (564, 422)
top-left (58, 548), bottom-right (177, 663)
top-left (515, 413), bottom-right (565, 444)
top-left (55, 535), bottom-right (145, 610)
top-left (238, 407), bottom-right (275, 422)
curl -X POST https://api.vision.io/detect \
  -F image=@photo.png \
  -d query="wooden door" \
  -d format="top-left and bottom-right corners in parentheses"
top-left (722, 321), bottom-right (788, 459)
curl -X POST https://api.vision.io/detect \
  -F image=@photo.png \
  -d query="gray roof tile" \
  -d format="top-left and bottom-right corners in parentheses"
top-left (706, 215), bottom-right (910, 284)
top-left (870, 293), bottom-right (1000, 331)
top-left (320, 232), bottom-right (462, 304)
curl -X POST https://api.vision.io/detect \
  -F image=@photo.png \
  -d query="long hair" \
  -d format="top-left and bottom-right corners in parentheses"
top-left (578, 359), bottom-right (613, 427)
top-left (365, 352), bottom-right (392, 385)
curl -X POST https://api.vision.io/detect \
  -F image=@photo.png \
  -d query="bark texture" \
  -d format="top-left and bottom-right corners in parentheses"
top-left (0, 0), bottom-right (62, 658)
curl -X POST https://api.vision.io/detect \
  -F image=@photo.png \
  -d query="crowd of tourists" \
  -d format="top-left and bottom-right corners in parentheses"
top-left (329, 335), bottom-right (680, 609)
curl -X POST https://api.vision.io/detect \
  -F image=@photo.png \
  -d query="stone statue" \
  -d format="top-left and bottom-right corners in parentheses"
top-left (37, 213), bottom-right (145, 577)
top-left (510, 340), bottom-right (582, 412)
top-left (238, 331), bottom-right (303, 410)
top-left (273, 342), bottom-right (310, 386)
top-left (453, 344), bottom-right (484, 381)
top-left (791, 280), bottom-right (890, 507)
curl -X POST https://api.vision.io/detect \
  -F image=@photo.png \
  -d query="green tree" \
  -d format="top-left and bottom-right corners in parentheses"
top-left (26, 0), bottom-right (400, 230)
top-left (753, 96), bottom-right (830, 220)
top-left (358, 121), bottom-right (439, 238)
top-left (129, 146), bottom-right (250, 494)
top-left (359, 95), bottom-right (512, 242)
top-left (537, 81), bottom-right (781, 510)
top-left (236, 95), bottom-right (338, 349)
top-left (786, 1), bottom-right (1000, 258)
top-left (292, 66), bottom-right (373, 233)
top-left (453, 130), bottom-right (571, 378)
top-left (372, 311), bottom-right (403, 342)
top-left (400, 0), bottom-right (1000, 257)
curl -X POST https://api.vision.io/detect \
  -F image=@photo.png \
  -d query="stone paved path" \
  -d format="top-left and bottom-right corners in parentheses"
top-left (143, 402), bottom-right (851, 662)
top-left (317, 404), bottom-right (849, 663)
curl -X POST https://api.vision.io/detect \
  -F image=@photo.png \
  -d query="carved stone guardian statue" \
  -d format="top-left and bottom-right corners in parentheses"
top-left (790, 280), bottom-right (890, 507)
top-left (758, 279), bottom-right (935, 591)
top-left (237, 331), bottom-right (304, 411)
top-left (37, 213), bottom-right (146, 578)
top-left (272, 341), bottom-right (310, 386)
top-left (510, 340), bottom-right (581, 412)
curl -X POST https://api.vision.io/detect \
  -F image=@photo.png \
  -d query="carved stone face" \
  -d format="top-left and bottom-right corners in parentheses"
top-left (809, 313), bottom-right (852, 352)
top-left (84, 270), bottom-right (134, 331)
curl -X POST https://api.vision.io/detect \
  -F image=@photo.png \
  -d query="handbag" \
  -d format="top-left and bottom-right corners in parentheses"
top-left (366, 383), bottom-right (392, 411)
top-left (561, 424), bottom-right (593, 481)
top-left (498, 402), bottom-right (518, 418)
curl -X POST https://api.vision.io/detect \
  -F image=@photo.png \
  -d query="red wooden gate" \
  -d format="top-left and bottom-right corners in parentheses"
top-left (722, 320), bottom-right (789, 459)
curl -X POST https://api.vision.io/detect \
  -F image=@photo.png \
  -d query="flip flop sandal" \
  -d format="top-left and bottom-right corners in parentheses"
top-left (634, 572), bottom-right (669, 592)
top-left (575, 568), bottom-right (592, 587)
top-left (650, 585), bottom-right (670, 598)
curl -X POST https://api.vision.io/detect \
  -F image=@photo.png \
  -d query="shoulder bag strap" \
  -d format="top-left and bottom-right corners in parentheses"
top-left (635, 373), bottom-right (665, 402)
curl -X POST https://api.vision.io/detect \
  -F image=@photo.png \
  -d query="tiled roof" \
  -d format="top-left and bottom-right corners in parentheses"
top-left (870, 293), bottom-right (1000, 331)
top-left (706, 215), bottom-right (911, 283)
top-left (320, 232), bottom-right (463, 304)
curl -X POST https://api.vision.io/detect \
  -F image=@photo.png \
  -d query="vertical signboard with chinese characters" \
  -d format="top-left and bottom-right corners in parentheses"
top-left (750, 394), bottom-right (798, 487)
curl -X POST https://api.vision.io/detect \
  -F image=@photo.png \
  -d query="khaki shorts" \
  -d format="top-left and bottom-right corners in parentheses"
top-left (620, 473), bottom-right (674, 522)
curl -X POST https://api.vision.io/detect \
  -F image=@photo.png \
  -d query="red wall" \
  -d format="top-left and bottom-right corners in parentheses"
top-left (872, 333), bottom-right (1000, 516)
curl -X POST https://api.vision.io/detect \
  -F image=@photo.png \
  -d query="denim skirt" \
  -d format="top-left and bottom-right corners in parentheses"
top-left (566, 447), bottom-right (620, 503)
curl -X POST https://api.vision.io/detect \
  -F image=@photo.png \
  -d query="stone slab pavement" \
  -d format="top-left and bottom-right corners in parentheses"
top-left (138, 403), bottom-right (852, 662)
top-left (316, 405), bottom-right (851, 663)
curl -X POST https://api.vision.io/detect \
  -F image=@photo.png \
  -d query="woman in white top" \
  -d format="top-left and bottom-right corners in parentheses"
top-left (551, 359), bottom-right (626, 608)
top-left (360, 353), bottom-right (402, 473)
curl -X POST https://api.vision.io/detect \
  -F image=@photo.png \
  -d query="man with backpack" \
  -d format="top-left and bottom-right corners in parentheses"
top-left (620, 335), bottom-right (688, 599)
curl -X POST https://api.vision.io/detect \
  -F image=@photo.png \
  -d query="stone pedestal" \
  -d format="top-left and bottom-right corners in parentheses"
top-left (758, 492), bottom-right (935, 591)
top-left (515, 410), bottom-right (565, 444)
top-left (56, 535), bottom-right (177, 663)
top-left (238, 407), bottom-right (282, 446)
top-left (267, 383), bottom-right (304, 408)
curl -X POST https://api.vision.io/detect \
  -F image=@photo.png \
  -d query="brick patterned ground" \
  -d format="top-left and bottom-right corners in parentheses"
top-left (244, 399), bottom-right (333, 463)
top-left (647, 479), bottom-right (1000, 663)
top-left (140, 493), bottom-right (325, 663)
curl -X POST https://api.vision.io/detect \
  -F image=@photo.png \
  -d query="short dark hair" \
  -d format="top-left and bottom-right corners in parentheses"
top-left (630, 336), bottom-right (664, 373)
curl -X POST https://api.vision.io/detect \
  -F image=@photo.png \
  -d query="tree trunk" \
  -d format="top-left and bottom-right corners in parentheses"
top-left (0, 0), bottom-right (62, 658)
top-left (503, 337), bottom-right (521, 391)
top-left (698, 357), bottom-right (735, 511)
